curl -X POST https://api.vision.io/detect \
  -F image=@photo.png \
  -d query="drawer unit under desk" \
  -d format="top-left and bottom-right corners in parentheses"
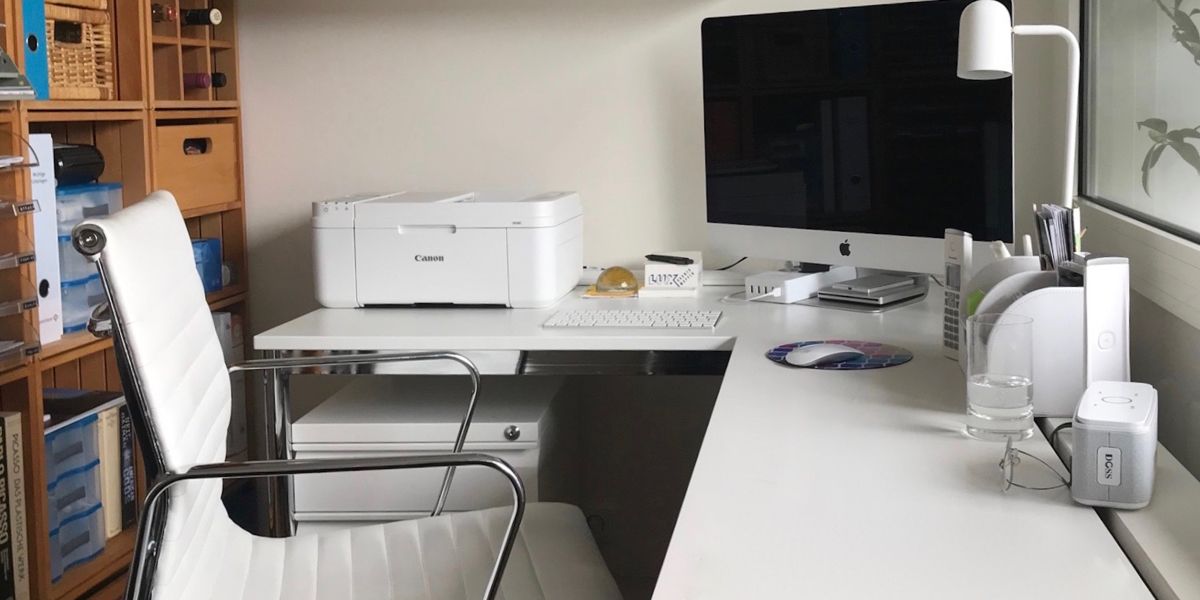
top-left (292, 441), bottom-right (539, 517)
top-left (291, 375), bottom-right (561, 523)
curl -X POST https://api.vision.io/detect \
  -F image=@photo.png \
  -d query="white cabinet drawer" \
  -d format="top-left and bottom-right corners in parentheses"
top-left (293, 446), bottom-right (538, 514)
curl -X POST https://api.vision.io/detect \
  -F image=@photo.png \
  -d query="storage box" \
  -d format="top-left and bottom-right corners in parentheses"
top-left (56, 182), bottom-right (121, 234)
top-left (47, 461), bottom-right (101, 531)
top-left (292, 376), bottom-right (562, 532)
top-left (58, 234), bottom-right (94, 281)
top-left (45, 3), bottom-right (114, 100)
top-left (60, 274), bottom-right (102, 333)
top-left (52, 0), bottom-right (107, 9)
top-left (44, 412), bottom-right (99, 484)
top-left (192, 238), bottom-right (222, 293)
top-left (48, 502), bottom-right (104, 582)
top-left (155, 122), bottom-right (239, 212)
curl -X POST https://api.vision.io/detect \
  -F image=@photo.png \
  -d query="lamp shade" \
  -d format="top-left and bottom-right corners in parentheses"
top-left (958, 0), bottom-right (1014, 80)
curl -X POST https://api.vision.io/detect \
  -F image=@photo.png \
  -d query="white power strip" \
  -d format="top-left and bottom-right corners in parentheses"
top-left (744, 266), bottom-right (857, 304)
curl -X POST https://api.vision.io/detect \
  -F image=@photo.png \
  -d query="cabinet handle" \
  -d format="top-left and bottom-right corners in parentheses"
top-left (182, 138), bottom-right (212, 155)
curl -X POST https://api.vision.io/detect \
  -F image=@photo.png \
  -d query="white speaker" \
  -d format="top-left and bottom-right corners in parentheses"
top-left (1071, 381), bottom-right (1157, 509)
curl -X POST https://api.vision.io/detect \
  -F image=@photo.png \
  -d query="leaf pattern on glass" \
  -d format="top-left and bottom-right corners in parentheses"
top-left (1138, 120), bottom-right (1200, 194)
top-left (1155, 0), bottom-right (1200, 63)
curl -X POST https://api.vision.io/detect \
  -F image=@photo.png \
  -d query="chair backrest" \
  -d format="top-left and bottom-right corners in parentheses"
top-left (74, 191), bottom-right (235, 597)
top-left (75, 191), bottom-right (233, 474)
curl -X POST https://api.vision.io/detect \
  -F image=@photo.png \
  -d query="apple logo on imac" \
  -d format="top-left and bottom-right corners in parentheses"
top-left (839, 239), bottom-right (851, 256)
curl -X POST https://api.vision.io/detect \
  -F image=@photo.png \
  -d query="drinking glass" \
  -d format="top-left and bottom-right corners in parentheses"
top-left (965, 313), bottom-right (1034, 441)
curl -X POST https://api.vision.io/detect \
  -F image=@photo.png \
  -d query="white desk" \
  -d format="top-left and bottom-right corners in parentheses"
top-left (256, 287), bottom-right (1152, 599)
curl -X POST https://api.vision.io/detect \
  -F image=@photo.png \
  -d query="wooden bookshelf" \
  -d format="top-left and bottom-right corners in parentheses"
top-left (0, 0), bottom-right (251, 598)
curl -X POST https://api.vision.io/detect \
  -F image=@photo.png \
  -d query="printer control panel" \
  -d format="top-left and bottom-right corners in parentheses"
top-left (313, 193), bottom-right (403, 228)
top-left (313, 199), bottom-right (357, 228)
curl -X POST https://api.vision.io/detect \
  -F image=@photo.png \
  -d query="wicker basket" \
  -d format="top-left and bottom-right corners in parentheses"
top-left (45, 3), bottom-right (115, 100)
top-left (50, 0), bottom-right (108, 9)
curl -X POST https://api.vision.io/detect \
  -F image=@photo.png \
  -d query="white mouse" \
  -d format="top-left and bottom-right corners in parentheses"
top-left (784, 343), bottom-right (865, 367)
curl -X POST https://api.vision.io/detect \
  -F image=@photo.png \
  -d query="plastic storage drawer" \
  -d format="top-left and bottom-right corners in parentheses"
top-left (58, 234), bottom-right (95, 281)
top-left (48, 503), bottom-right (105, 582)
top-left (60, 274), bottom-right (103, 333)
top-left (56, 182), bottom-right (121, 234)
top-left (47, 460), bottom-right (101, 531)
top-left (44, 413), bottom-right (100, 484)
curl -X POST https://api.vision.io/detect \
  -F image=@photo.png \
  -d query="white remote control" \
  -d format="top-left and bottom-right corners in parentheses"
top-left (943, 229), bottom-right (972, 359)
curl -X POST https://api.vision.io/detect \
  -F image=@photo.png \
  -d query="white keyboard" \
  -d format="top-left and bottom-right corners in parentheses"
top-left (542, 309), bottom-right (722, 329)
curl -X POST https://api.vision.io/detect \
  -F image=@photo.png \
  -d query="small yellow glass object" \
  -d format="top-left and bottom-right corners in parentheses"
top-left (596, 266), bottom-right (638, 293)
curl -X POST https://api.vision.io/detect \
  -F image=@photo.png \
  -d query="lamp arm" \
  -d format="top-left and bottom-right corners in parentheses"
top-left (1013, 24), bottom-right (1080, 209)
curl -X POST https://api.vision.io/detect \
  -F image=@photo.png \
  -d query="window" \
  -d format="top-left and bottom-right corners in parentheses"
top-left (1082, 0), bottom-right (1200, 243)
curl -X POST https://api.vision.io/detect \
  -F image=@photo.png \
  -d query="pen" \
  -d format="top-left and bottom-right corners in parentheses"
top-left (645, 254), bottom-right (695, 265)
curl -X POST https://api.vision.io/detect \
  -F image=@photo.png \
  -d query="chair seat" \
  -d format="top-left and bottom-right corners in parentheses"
top-left (177, 502), bottom-right (622, 600)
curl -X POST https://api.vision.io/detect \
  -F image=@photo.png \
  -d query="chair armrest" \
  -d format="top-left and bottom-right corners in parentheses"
top-left (230, 351), bottom-right (480, 517)
top-left (128, 453), bottom-right (524, 600)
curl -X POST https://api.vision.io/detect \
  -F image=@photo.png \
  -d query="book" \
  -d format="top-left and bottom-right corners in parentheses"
top-left (0, 412), bottom-right (29, 600)
top-left (98, 407), bottom-right (122, 539)
top-left (118, 406), bottom-right (136, 530)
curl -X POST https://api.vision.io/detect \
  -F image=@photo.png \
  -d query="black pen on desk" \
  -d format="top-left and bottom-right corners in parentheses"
top-left (645, 254), bottom-right (695, 265)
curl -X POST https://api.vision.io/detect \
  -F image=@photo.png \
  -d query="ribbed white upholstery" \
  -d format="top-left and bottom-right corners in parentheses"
top-left (82, 192), bottom-right (621, 600)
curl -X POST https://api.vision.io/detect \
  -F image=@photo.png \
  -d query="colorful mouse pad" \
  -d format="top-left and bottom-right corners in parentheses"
top-left (766, 340), bottom-right (914, 370)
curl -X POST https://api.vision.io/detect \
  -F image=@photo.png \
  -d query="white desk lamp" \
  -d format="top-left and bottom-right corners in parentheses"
top-left (958, 0), bottom-right (1080, 209)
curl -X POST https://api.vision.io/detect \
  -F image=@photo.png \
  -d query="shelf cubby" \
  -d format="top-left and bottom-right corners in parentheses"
top-left (149, 0), bottom-right (237, 108)
top-left (184, 205), bottom-right (246, 291)
top-left (151, 43), bottom-right (183, 101)
top-left (181, 45), bottom-right (211, 102)
top-left (30, 117), bottom-right (151, 204)
top-left (149, 0), bottom-right (180, 39)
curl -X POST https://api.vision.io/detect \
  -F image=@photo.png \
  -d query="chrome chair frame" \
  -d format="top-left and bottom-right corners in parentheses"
top-left (73, 225), bottom-right (525, 600)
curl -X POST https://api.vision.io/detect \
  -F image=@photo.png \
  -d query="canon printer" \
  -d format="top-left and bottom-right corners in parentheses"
top-left (313, 191), bottom-right (583, 308)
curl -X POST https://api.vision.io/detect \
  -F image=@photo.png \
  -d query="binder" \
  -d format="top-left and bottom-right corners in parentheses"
top-left (30, 134), bottom-right (61, 344)
top-left (21, 0), bottom-right (48, 100)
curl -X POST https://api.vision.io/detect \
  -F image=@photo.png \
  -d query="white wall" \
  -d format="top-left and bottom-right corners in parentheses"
top-left (239, 0), bottom-right (1073, 330)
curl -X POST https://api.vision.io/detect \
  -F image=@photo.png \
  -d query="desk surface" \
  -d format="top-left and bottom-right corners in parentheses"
top-left (257, 288), bottom-right (1151, 599)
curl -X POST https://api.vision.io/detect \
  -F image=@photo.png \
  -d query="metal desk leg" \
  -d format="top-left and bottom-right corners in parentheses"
top-left (264, 350), bottom-right (295, 536)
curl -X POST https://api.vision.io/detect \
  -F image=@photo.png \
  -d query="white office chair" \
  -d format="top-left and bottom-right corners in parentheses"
top-left (72, 191), bottom-right (622, 600)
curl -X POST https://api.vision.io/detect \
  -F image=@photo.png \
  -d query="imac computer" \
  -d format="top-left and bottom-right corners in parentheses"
top-left (702, 0), bottom-right (1013, 275)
